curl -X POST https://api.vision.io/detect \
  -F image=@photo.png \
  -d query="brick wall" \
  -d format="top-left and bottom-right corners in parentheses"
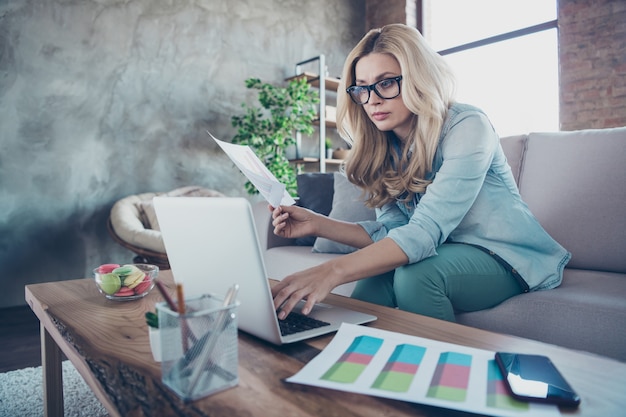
top-left (559, 0), bottom-right (626, 130)
top-left (365, 0), bottom-right (414, 29)
top-left (365, 0), bottom-right (626, 131)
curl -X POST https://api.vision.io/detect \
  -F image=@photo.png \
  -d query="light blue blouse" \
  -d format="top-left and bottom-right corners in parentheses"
top-left (358, 103), bottom-right (571, 291)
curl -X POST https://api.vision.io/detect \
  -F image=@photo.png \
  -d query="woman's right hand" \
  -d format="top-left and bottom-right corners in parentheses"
top-left (271, 205), bottom-right (319, 239)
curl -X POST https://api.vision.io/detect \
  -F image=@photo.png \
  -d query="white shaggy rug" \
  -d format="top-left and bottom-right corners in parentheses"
top-left (0, 360), bottom-right (107, 417)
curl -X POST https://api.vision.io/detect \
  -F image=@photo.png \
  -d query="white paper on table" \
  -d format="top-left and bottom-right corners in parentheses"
top-left (210, 132), bottom-right (296, 207)
top-left (287, 323), bottom-right (560, 417)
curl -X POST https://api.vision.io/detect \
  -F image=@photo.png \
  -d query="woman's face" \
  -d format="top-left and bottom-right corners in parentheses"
top-left (354, 53), bottom-right (413, 141)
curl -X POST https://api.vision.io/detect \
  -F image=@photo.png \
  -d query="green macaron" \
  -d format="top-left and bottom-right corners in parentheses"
top-left (112, 265), bottom-right (134, 276)
top-left (99, 273), bottom-right (122, 295)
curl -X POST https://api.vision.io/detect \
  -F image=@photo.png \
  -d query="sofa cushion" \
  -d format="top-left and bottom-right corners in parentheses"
top-left (313, 172), bottom-right (376, 254)
top-left (295, 173), bottom-right (335, 246)
top-left (517, 127), bottom-right (626, 273)
top-left (456, 268), bottom-right (626, 362)
top-left (499, 134), bottom-right (527, 185)
top-left (296, 172), bottom-right (335, 215)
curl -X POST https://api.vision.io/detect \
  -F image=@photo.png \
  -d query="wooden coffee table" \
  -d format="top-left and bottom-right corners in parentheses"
top-left (26, 271), bottom-right (625, 417)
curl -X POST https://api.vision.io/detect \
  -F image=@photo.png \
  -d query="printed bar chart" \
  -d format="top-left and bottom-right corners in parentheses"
top-left (321, 335), bottom-right (383, 383)
top-left (427, 351), bottom-right (472, 402)
top-left (372, 344), bottom-right (426, 392)
top-left (486, 360), bottom-right (529, 411)
top-left (289, 324), bottom-right (561, 417)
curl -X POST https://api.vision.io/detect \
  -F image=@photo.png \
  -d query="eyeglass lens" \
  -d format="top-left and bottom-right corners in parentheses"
top-left (347, 76), bottom-right (402, 105)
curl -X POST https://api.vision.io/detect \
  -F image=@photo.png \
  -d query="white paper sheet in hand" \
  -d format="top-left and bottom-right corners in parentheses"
top-left (210, 132), bottom-right (296, 207)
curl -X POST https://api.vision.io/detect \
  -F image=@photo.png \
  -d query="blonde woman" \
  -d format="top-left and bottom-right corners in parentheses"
top-left (271, 24), bottom-right (570, 322)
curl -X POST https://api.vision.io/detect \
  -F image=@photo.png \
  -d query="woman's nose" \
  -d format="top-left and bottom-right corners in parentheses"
top-left (367, 91), bottom-right (383, 105)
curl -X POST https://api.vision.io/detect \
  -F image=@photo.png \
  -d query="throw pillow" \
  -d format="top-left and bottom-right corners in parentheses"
top-left (294, 173), bottom-right (335, 246)
top-left (313, 172), bottom-right (376, 254)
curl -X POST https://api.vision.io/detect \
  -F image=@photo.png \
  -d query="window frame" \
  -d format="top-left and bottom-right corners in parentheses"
top-left (417, 1), bottom-right (560, 135)
top-left (436, 20), bottom-right (558, 56)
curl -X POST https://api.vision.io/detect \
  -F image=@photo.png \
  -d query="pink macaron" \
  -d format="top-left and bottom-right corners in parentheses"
top-left (97, 263), bottom-right (121, 274)
top-left (114, 287), bottom-right (134, 297)
top-left (133, 275), bottom-right (152, 295)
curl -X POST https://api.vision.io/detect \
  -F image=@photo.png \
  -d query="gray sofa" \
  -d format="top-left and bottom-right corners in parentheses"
top-left (252, 127), bottom-right (626, 362)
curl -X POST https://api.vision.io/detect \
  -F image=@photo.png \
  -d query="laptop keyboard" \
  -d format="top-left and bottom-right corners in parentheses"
top-left (278, 311), bottom-right (331, 336)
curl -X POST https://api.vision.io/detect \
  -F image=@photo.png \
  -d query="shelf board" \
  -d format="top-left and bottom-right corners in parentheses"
top-left (289, 157), bottom-right (345, 165)
top-left (314, 120), bottom-right (337, 128)
top-left (289, 157), bottom-right (319, 164)
top-left (286, 72), bottom-right (340, 91)
top-left (313, 105), bottom-right (336, 128)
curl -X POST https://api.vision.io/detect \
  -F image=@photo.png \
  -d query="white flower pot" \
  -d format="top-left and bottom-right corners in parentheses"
top-left (149, 327), bottom-right (162, 362)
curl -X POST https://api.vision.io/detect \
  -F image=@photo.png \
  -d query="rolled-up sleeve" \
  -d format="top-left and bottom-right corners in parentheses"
top-left (357, 112), bottom-right (499, 264)
top-left (358, 202), bottom-right (406, 241)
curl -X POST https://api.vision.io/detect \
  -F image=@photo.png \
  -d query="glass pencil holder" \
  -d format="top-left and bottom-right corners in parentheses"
top-left (156, 294), bottom-right (239, 401)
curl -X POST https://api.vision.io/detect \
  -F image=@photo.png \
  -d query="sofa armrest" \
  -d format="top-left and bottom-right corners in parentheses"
top-left (252, 201), bottom-right (297, 250)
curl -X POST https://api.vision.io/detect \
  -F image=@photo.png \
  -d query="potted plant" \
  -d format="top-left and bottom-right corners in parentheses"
top-left (145, 311), bottom-right (161, 361)
top-left (325, 138), bottom-right (333, 159)
top-left (231, 77), bottom-right (319, 197)
top-left (332, 148), bottom-right (351, 160)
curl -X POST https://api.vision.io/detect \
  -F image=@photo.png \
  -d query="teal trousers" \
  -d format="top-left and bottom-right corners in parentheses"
top-left (350, 243), bottom-right (523, 322)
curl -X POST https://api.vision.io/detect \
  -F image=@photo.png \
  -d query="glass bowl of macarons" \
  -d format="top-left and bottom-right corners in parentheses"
top-left (94, 263), bottom-right (159, 301)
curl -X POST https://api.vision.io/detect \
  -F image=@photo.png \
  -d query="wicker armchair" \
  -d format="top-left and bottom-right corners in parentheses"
top-left (108, 186), bottom-right (225, 270)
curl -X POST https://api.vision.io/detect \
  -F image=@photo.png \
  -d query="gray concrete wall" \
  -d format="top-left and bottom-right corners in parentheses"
top-left (0, 0), bottom-right (365, 307)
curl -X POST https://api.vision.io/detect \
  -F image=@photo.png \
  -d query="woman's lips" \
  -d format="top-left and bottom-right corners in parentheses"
top-left (371, 112), bottom-right (390, 121)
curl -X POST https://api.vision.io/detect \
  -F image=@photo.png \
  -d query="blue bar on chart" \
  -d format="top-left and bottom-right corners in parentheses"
top-left (321, 335), bottom-right (383, 383)
top-left (426, 351), bottom-right (472, 402)
top-left (371, 344), bottom-right (426, 392)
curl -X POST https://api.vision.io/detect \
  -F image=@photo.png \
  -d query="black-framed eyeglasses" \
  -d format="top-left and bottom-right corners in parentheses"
top-left (346, 76), bottom-right (403, 105)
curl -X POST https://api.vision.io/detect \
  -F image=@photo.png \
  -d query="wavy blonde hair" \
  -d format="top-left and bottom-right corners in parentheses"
top-left (337, 24), bottom-right (456, 207)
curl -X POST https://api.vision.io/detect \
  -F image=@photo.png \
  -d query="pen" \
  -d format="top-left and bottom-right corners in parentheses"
top-left (155, 280), bottom-right (178, 312)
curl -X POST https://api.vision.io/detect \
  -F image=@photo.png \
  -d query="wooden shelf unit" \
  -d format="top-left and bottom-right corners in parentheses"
top-left (288, 55), bottom-right (342, 172)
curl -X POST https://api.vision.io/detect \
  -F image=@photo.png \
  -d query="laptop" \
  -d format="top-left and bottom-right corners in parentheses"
top-left (153, 197), bottom-right (376, 345)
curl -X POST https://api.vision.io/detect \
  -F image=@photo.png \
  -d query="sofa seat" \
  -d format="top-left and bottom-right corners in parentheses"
top-left (264, 243), bottom-right (626, 361)
top-left (456, 269), bottom-right (626, 360)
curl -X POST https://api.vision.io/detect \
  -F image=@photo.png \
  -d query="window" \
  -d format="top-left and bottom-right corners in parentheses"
top-left (422, 0), bottom-right (559, 136)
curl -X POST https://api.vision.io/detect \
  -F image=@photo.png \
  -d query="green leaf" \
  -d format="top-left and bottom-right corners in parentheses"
top-left (231, 77), bottom-right (318, 196)
top-left (145, 311), bottom-right (159, 328)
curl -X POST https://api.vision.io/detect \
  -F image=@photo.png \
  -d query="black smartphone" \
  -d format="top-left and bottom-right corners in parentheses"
top-left (495, 352), bottom-right (580, 408)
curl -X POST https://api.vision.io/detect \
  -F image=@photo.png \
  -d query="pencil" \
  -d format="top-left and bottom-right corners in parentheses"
top-left (176, 283), bottom-right (186, 315)
top-left (176, 283), bottom-right (190, 351)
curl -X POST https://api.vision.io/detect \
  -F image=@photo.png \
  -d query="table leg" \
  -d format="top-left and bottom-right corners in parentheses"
top-left (41, 323), bottom-right (64, 417)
